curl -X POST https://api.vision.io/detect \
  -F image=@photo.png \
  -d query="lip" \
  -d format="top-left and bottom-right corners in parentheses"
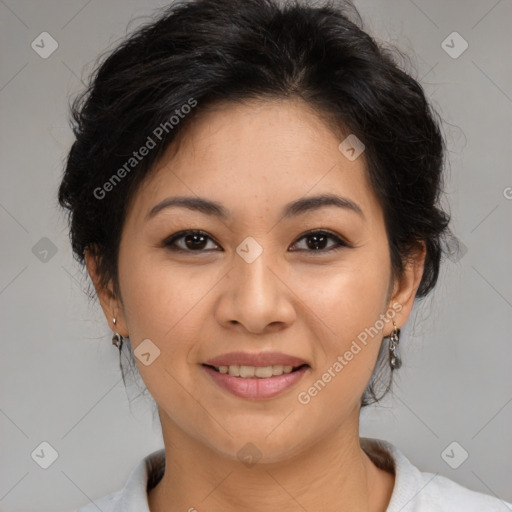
top-left (202, 364), bottom-right (309, 400)
top-left (204, 351), bottom-right (308, 367)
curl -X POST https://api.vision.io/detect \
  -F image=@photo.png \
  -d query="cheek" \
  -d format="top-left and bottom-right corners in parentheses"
top-left (118, 248), bottom-right (225, 373)
top-left (292, 248), bottom-right (391, 389)
top-left (117, 258), bottom-right (204, 414)
top-left (295, 251), bottom-right (391, 339)
top-left (120, 270), bottom-right (195, 346)
top-left (291, 283), bottom-right (389, 420)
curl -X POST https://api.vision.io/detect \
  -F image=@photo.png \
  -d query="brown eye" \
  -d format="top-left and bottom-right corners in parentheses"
top-left (291, 230), bottom-right (348, 253)
top-left (164, 230), bottom-right (220, 252)
top-left (163, 229), bottom-right (349, 254)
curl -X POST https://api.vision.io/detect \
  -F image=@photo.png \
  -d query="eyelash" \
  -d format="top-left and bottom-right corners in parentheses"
top-left (162, 229), bottom-right (350, 254)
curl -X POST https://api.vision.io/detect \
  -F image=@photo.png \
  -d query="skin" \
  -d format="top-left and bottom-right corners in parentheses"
top-left (85, 98), bottom-right (425, 512)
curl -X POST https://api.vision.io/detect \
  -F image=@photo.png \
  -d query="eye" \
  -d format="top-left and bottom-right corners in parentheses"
top-left (290, 230), bottom-right (349, 253)
top-left (163, 230), bottom-right (220, 252)
top-left (162, 229), bottom-right (349, 254)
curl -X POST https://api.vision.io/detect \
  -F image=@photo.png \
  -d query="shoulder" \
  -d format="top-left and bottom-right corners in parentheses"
top-left (361, 437), bottom-right (511, 512)
top-left (74, 490), bottom-right (121, 512)
top-left (73, 448), bottom-right (166, 512)
top-left (414, 472), bottom-right (510, 511)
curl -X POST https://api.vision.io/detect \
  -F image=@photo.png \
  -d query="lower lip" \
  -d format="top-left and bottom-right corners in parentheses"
top-left (202, 365), bottom-right (309, 399)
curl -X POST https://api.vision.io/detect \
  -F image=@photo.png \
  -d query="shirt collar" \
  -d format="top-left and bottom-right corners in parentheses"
top-left (112, 448), bottom-right (165, 512)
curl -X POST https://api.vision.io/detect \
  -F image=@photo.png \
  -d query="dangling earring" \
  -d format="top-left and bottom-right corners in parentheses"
top-left (112, 317), bottom-right (123, 351)
top-left (388, 321), bottom-right (401, 370)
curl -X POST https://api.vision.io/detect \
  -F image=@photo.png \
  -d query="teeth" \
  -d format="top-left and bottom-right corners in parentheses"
top-left (216, 364), bottom-right (298, 378)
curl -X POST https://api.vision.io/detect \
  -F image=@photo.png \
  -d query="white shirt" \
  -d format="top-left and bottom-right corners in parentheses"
top-left (75, 437), bottom-right (511, 511)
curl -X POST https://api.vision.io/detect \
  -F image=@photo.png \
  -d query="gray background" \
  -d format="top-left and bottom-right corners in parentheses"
top-left (1, 0), bottom-right (511, 510)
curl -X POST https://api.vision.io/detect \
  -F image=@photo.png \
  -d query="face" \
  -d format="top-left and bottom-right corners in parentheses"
top-left (87, 98), bottom-right (423, 463)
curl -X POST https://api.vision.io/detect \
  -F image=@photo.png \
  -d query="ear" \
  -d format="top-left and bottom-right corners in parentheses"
top-left (84, 246), bottom-right (129, 337)
top-left (387, 242), bottom-right (426, 334)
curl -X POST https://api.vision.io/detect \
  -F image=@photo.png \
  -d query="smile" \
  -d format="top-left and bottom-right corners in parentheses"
top-left (205, 363), bottom-right (307, 378)
top-left (202, 358), bottom-right (310, 399)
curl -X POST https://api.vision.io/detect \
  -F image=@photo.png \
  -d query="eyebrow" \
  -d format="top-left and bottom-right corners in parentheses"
top-left (145, 193), bottom-right (364, 222)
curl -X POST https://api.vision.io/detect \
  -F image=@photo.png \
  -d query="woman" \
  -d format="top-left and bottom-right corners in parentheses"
top-left (58, 0), bottom-right (510, 510)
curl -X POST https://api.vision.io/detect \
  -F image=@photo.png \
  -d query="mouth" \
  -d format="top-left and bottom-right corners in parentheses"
top-left (202, 363), bottom-right (309, 379)
top-left (201, 363), bottom-right (311, 401)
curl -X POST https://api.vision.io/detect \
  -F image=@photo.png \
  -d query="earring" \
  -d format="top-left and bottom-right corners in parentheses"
top-left (388, 321), bottom-right (401, 370)
top-left (112, 317), bottom-right (123, 351)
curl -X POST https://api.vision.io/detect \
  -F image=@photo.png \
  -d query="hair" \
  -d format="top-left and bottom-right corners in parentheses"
top-left (58, 0), bottom-right (451, 406)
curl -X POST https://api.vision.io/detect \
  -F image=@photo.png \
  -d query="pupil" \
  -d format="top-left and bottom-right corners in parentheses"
top-left (186, 234), bottom-right (207, 250)
top-left (307, 234), bottom-right (326, 250)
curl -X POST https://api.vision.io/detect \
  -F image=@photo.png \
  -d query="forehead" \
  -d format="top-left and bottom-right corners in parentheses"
top-left (126, 98), bottom-right (380, 225)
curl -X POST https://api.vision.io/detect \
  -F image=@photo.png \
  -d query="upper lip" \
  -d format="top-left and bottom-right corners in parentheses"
top-left (203, 352), bottom-right (309, 368)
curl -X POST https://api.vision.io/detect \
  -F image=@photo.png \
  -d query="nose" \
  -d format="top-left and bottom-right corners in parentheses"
top-left (215, 247), bottom-right (296, 334)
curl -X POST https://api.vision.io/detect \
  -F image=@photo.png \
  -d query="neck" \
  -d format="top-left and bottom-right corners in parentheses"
top-left (148, 409), bottom-right (395, 512)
